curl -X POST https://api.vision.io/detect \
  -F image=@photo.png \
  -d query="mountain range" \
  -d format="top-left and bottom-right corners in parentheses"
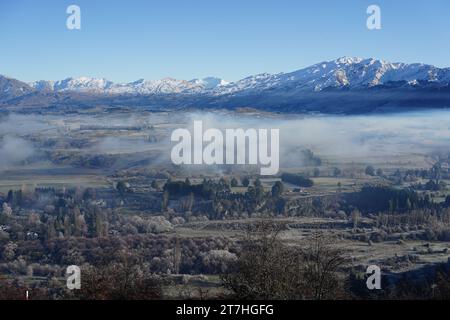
top-left (2, 57), bottom-right (450, 114)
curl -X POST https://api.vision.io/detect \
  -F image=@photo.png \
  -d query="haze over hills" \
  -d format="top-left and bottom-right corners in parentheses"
top-left (2, 57), bottom-right (450, 114)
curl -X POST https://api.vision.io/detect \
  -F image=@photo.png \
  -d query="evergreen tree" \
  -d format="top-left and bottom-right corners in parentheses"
top-left (271, 181), bottom-right (284, 198)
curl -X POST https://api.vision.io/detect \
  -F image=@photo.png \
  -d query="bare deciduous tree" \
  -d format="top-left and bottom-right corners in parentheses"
top-left (222, 220), bottom-right (348, 300)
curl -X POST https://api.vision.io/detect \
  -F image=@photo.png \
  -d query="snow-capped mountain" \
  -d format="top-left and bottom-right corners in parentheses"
top-left (109, 78), bottom-right (204, 94)
top-left (26, 57), bottom-right (450, 96)
top-left (0, 75), bottom-right (34, 101)
top-left (30, 77), bottom-right (114, 93)
top-left (30, 76), bottom-right (228, 95)
top-left (189, 77), bottom-right (229, 90)
top-left (3, 57), bottom-right (450, 114)
top-left (212, 57), bottom-right (450, 95)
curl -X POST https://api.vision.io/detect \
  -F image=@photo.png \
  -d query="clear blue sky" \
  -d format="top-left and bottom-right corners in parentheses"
top-left (1, 0), bottom-right (449, 83)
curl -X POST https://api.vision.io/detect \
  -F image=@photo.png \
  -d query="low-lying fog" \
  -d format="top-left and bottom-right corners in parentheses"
top-left (0, 110), bottom-right (449, 169)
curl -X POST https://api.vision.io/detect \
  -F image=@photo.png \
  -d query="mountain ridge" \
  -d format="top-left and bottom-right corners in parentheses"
top-left (23, 56), bottom-right (450, 95)
top-left (2, 57), bottom-right (450, 114)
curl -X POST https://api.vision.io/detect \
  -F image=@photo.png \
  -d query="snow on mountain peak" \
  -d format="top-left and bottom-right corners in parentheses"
top-left (26, 57), bottom-right (450, 96)
top-left (30, 77), bottom-right (114, 93)
top-left (29, 76), bottom-right (230, 95)
top-left (214, 57), bottom-right (450, 94)
top-left (334, 56), bottom-right (364, 65)
top-left (189, 77), bottom-right (229, 90)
